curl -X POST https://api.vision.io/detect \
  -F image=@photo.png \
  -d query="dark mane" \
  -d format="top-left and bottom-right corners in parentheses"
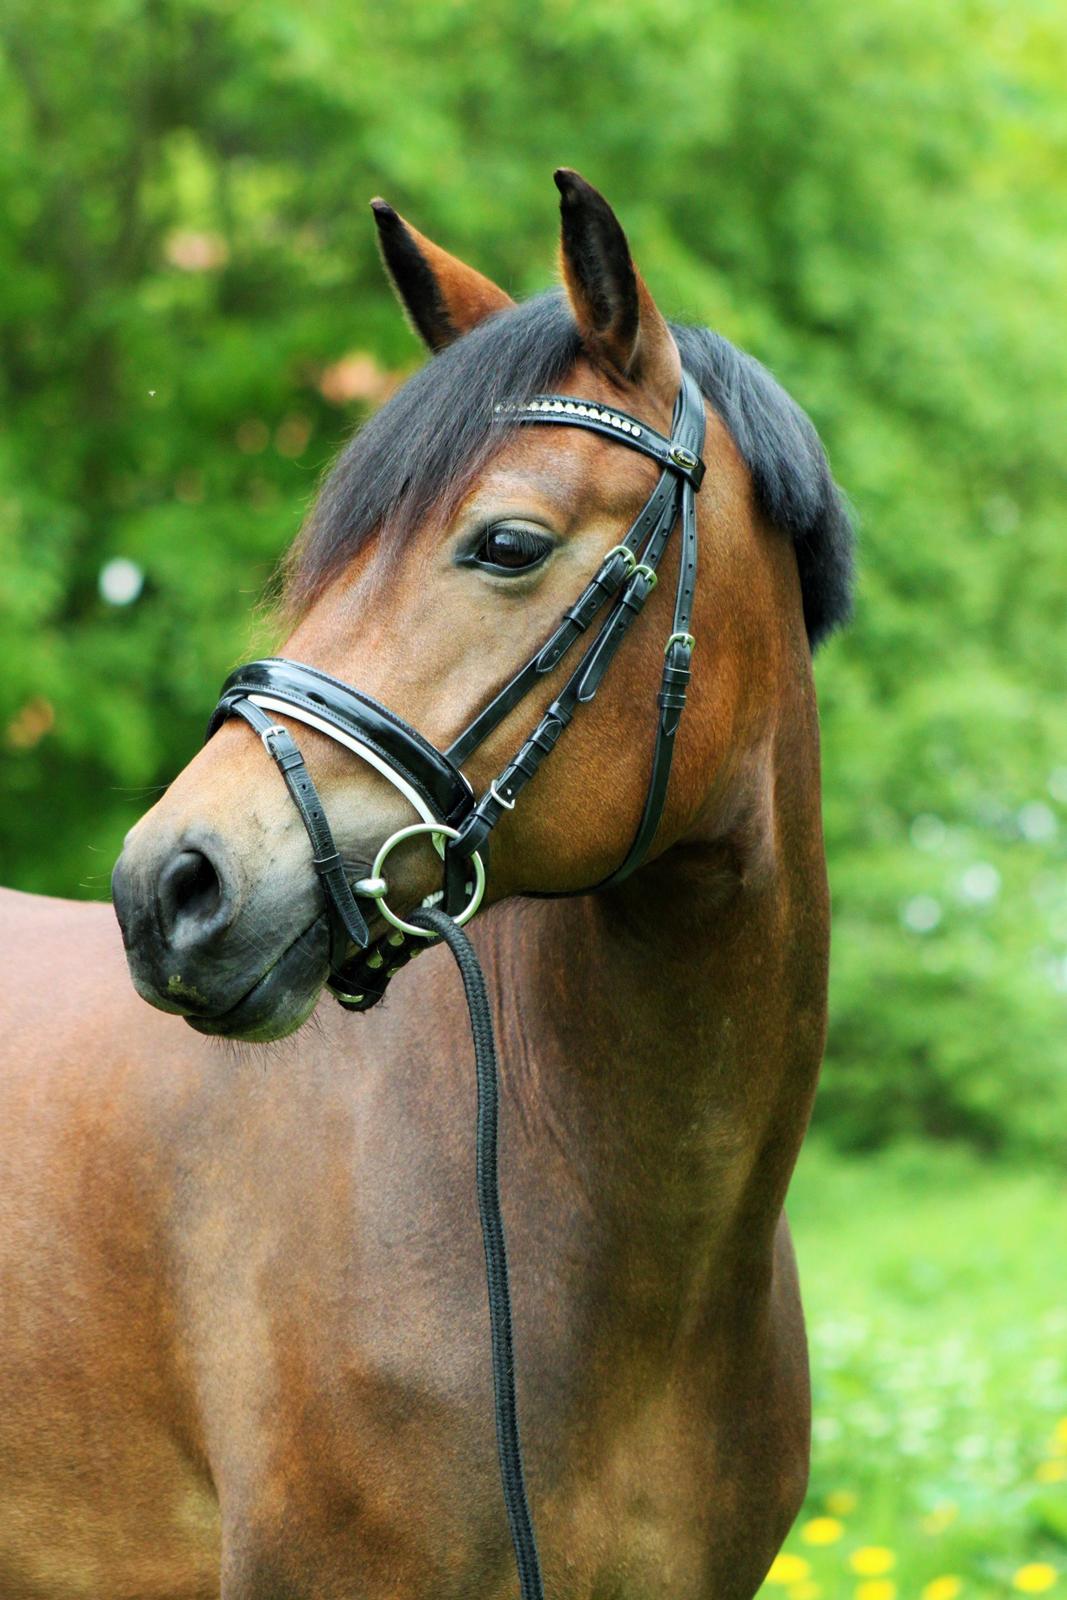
top-left (288, 292), bottom-right (854, 647)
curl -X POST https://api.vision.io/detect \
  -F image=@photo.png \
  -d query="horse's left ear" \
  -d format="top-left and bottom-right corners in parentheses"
top-left (554, 168), bottom-right (680, 406)
top-left (371, 199), bottom-right (514, 353)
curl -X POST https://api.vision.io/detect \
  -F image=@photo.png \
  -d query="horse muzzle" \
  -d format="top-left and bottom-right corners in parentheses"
top-left (111, 822), bottom-right (332, 1040)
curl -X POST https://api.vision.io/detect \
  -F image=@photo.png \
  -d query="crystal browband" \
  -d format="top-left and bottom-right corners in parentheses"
top-left (495, 397), bottom-right (645, 436)
top-left (493, 394), bottom-right (705, 487)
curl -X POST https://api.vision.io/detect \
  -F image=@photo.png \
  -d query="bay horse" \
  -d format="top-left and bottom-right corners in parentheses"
top-left (0, 170), bottom-right (853, 1599)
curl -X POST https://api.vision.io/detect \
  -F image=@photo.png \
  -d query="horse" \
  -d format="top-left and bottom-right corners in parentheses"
top-left (0, 169), bottom-right (853, 1599)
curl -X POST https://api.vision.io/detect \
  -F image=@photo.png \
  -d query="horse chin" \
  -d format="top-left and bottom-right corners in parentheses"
top-left (184, 918), bottom-right (330, 1043)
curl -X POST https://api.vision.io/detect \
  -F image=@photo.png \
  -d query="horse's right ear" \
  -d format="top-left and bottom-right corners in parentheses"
top-left (371, 200), bottom-right (514, 353)
top-left (554, 169), bottom-right (680, 408)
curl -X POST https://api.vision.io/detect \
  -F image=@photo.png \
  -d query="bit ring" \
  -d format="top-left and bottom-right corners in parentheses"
top-left (359, 822), bottom-right (485, 940)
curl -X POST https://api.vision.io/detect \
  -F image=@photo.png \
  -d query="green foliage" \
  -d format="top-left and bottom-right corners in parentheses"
top-left (762, 1140), bottom-right (1067, 1595)
top-left (2, 0), bottom-right (1065, 1154)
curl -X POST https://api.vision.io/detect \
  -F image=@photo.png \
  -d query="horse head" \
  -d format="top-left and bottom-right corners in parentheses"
top-left (112, 170), bottom-right (852, 1042)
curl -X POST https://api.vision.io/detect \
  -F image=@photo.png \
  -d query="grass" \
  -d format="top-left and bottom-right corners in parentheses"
top-left (758, 1139), bottom-right (1067, 1600)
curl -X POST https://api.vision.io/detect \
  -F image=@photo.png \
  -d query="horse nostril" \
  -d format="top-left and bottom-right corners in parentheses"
top-left (158, 848), bottom-right (231, 941)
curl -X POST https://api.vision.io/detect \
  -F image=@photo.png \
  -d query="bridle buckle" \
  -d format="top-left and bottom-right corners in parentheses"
top-left (664, 631), bottom-right (695, 656)
top-left (601, 544), bottom-right (637, 576)
top-left (489, 779), bottom-right (516, 812)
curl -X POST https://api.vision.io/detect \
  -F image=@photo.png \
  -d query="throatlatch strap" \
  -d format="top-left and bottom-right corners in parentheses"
top-left (603, 368), bottom-right (706, 884)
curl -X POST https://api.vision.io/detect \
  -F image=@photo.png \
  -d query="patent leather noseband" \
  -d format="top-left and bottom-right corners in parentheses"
top-left (208, 370), bottom-right (707, 1009)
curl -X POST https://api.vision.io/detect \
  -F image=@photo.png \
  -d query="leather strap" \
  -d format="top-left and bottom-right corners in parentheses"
top-left (212, 658), bottom-right (474, 829)
top-left (601, 369), bottom-right (705, 884)
top-left (493, 395), bottom-right (705, 489)
top-left (449, 371), bottom-right (706, 885)
top-left (445, 542), bottom-right (637, 767)
top-left (224, 697), bottom-right (370, 964)
top-left (448, 556), bottom-right (664, 863)
top-left (444, 462), bottom-right (681, 767)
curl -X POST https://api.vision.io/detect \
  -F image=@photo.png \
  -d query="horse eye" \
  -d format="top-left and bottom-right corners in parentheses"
top-left (474, 525), bottom-right (553, 573)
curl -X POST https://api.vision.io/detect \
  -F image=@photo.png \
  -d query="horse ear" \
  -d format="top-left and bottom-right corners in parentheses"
top-left (370, 200), bottom-right (514, 353)
top-left (554, 169), bottom-right (680, 404)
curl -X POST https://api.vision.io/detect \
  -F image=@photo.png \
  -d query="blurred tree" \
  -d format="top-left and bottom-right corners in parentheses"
top-left (1, 0), bottom-right (1065, 1156)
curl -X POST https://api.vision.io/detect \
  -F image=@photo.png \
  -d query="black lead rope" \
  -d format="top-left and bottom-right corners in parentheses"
top-left (409, 905), bottom-right (545, 1600)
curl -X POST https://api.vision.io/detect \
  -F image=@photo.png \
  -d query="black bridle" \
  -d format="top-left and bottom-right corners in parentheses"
top-left (206, 371), bottom-right (706, 1600)
top-left (209, 369), bottom-right (706, 1007)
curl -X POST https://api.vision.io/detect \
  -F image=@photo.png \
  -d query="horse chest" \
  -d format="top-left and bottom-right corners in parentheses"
top-left (190, 1170), bottom-right (769, 1599)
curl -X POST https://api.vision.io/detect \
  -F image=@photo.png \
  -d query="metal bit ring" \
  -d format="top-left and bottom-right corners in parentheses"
top-left (357, 822), bottom-right (485, 940)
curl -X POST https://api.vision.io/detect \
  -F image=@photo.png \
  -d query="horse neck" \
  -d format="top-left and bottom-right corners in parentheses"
top-left (488, 672), bottom-right (829, 1286)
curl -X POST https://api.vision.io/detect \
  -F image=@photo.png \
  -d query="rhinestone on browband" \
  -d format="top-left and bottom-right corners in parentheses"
top-left (494, 399), bottom-right (642, 437)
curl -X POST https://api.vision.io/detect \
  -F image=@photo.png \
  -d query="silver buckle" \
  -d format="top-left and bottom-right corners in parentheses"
top-left (664, 631), bottom-right (695, 655)
top-left (489, 779), bottom-right (516, 812)
top-left (601, 544), bottom-right (637, 576)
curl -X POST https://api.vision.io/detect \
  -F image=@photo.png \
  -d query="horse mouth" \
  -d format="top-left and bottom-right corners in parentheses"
top-left (184, 917), bottom-right (330, 1042)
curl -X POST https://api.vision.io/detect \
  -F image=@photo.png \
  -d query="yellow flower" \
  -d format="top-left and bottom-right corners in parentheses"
top-left (802, 1518), bottom-right (845, 1547)
top-left (1036, 1460), bottom-right (1067, 1485)
top-left (855, 1582), bottom-right (896, 1600)
top-left (827, 1490), bottom-right (859, 1517)
top-left (766, 1554), bottom-right (812, 1586)
top-left (921, 1504), bottom-right (959, 1535)
top-left (1012, 1565), bottom-right (1057, 1594)
top-left (850, 1548), bottom-right (896, 1577)
top-left (923, 1578), bottom-right (962, 1600)
top-left (790, 1584), bottom-right (822, 1600)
